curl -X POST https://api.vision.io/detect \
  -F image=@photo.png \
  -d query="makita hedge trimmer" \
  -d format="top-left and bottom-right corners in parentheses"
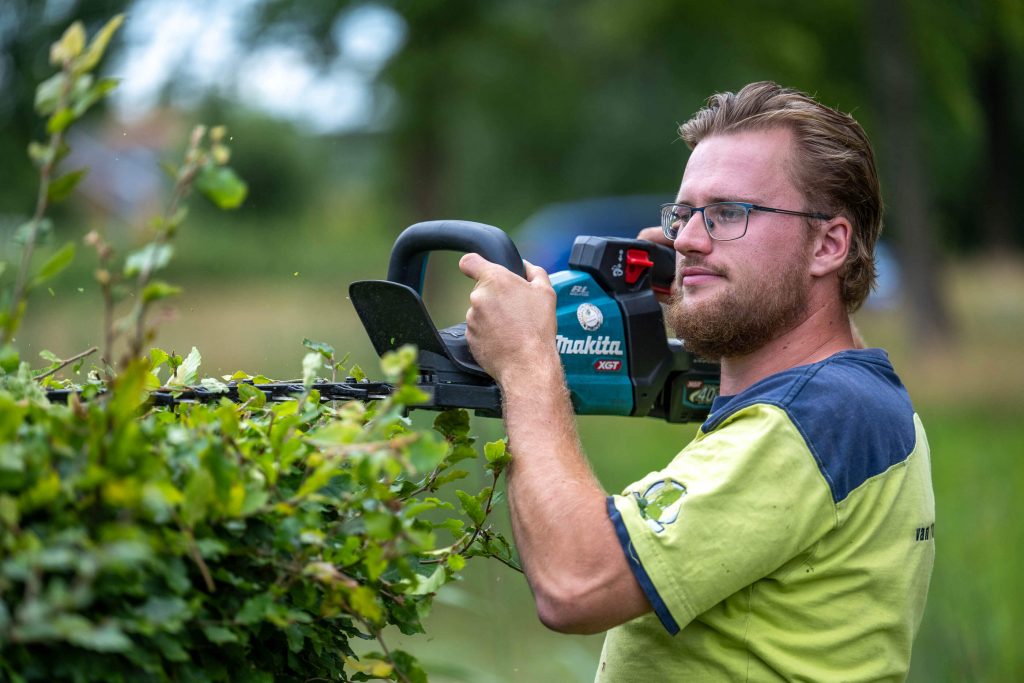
top-left (48, 221), bottom-right (720, 423)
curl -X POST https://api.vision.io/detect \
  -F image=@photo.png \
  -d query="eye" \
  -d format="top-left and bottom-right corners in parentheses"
top-left (710, 204), bottom-right (746, 223)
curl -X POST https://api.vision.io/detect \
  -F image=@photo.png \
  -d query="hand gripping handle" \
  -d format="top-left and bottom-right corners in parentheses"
top-left (386, 220), bottom-right (526, 293)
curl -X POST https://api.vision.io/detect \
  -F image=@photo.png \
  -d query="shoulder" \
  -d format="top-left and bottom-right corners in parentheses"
top-left (702, 349), bottom-right (918, 504)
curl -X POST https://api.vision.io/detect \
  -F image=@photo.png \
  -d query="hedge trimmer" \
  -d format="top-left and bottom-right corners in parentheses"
top-left (48, 221), bottom-right (720, 423)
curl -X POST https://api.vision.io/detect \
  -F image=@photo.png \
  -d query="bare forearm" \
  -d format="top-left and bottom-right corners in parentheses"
top-left (499, 352), bottom-right (647, 632)
top-left (501, 353), bottom-right (606, 571)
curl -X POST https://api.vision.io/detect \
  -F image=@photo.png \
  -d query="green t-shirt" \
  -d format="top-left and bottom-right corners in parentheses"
top-left (599, 349), bottom-right (934, 682)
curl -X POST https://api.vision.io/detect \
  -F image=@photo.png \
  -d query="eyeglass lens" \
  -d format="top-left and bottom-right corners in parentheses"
top-left (662, 203), bottom-right (749, 241)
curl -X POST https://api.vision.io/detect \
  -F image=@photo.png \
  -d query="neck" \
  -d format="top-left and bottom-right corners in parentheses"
top-left (718, 297), bottom-right (856, 396)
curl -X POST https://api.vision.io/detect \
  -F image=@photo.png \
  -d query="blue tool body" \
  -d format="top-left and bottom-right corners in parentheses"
top-left (550, 270), bottom-right (633, 415)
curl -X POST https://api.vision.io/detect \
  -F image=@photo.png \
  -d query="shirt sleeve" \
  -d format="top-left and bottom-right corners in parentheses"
top-left (608, 403), bottom-right (837, 634)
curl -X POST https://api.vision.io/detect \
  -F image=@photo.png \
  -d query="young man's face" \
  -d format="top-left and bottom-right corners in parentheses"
top-left (666, 127), bottom-right (817, 359)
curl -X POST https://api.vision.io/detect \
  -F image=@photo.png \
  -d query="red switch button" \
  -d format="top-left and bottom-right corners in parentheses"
top-left (624, 249), bottom-right (654, 284)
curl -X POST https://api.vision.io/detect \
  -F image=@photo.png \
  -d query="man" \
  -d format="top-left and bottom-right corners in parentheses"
top-left (459, 82), bottom-right (934, 681)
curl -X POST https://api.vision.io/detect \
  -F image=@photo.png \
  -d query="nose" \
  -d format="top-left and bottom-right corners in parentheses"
top-left (674, 210), bottom-right (712, 256)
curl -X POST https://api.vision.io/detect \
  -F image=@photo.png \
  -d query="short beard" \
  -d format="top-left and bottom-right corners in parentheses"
top-left (666, 258), bottom-right (810, 360)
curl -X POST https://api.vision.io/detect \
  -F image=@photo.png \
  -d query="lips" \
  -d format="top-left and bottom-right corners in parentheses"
top-left (679, 265), bottom-right (725, 287)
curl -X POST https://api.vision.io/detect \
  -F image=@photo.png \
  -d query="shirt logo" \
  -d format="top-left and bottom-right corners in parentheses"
top-left (569, 284), bottom-right (590, 297)
top-left (635, 479), bottom-right (687, 533)
top-left (915, 523), bottom-right (935, 541)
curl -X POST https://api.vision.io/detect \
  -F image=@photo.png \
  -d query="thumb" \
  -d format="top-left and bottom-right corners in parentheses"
top-left (459, 252), bottom-right (493, 281)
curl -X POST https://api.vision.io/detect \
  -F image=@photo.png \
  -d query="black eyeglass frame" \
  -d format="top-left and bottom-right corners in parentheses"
top-left (660, 202), bottom-right (833, 242)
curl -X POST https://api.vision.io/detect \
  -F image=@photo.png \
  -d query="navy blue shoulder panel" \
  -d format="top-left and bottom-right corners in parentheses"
top-left (702, 349), bottom-right (916, 503)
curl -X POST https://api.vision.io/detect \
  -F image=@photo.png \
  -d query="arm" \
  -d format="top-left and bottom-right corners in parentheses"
top-left (458, 253), bottom-right (651, 634)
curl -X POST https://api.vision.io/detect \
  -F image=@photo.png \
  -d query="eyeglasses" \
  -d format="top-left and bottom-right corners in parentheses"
top-left (660, 202), bottom-right (832, 242)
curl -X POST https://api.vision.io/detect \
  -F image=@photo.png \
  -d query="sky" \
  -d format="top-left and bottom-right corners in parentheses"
top-left (109, 0), bottom-right (406, 134)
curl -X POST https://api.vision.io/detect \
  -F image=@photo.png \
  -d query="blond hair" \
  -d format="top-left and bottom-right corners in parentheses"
top-left (680, 81), bottom-right (882, 312)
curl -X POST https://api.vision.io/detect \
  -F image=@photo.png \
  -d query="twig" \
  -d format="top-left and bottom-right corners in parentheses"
top-left (125, 127), bottom-right (202, 362)
top-left (460, 471), bottom-right (499, 554)
top-left (4, 62), bottom-right (74, 343)
top-left (34, 346), bottom-right (98, 380)
top-left (361, 619), bottom-right (412, 683)
top-left (173, 512), bottom-right (215, 592)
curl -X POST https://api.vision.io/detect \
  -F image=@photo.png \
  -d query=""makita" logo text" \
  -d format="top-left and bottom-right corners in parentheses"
top-left (556, 335), bottom-right (624, 356)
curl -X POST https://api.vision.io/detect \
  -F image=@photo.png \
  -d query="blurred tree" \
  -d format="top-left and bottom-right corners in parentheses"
top-left (868, 0), bottom-right (953, 345)
top-left (975, 0), bottom-right (1024, 252)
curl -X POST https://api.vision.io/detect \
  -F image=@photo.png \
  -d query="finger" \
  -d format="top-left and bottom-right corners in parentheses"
top-left (522, 259), bottom-right (551, 288)
top-left (459, 252), bottom-right (493, 280)
top-left (637, 225), bottom-right (672, 246)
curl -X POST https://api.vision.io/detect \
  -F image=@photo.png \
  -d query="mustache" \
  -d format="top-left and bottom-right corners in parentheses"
top-left (674, 257), bottom-right (727, 285)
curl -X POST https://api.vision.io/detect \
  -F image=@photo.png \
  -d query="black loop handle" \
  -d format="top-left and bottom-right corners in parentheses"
top-left (386, 220), bottom-right (526, 293)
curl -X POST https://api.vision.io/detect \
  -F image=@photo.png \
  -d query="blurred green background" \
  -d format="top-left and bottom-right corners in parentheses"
top-left (2, 0), bottom-right (1022, 680)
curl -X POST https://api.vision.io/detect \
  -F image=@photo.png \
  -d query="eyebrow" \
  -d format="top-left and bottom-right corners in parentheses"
top-left (675, 195), bottom-right (766, 206)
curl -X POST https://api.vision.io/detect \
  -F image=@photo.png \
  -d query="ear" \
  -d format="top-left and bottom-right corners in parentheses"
top-left (809, 217), bottom-right (851, 278)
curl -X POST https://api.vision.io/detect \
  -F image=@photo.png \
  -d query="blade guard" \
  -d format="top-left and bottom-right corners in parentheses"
top-left (349, 220), bottom-right (525, 385)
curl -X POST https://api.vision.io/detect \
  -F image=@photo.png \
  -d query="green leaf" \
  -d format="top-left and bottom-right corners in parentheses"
top-left (75, 15), bottom-right (125, 75)
top-left (142, 280), bottom-right (182, 303)
top-left (38, 349), bottom-right (61, 364)
top-left (408, 566), bottom-right (446, 596)
top-left (30, 242), bottom-right (75, 288)
top-left (285, 624), bottom-right (305, 653)
top-left (301, 352), bottom-right (321, 387)
top-left (0, 345), bottom-right (20, 373)
top-left (65, 619), bottom-right (132, 653)
top-left (363, 543), bottom-right (387, 581)
top-left (34, 73), bottom-right (66, 115)
top-left (200, 377), bottom-right (229, 393)
top-left (149, 348), bottom-right (170, 371)
top-left (433, 469), bottom-right (469, 486)
top-left (348, 585), bottom-right (383, 623)
top-left (152, 633), bottom-right (189, 662)
top-left (181, 468), bottom-right (214, 526)
top-left (46, 108), bottom-right (76, 135)
top-left (302, 338), bottom-right (335, 359)
top-left (13, 218), bottom-right (51, 246)
top-left (484, 439), bottom-right (511, 475)
top-left (456, 490), bottom-right (485, 526)
top-left (47, 168), bottom-right (87, 203)
top-left (195, 165), bottom-right (247, 209)
top-left (446, 554), bottom-right (466, 571)
top-left (136, 596), bottom-right (190, 625)
top-left (201, 624), bottom-right (239, 644)
top-left (71, 77), bottom-right (119, 118)
top-left (305, 421), bottom-right (360, 446)
top-left (238, 383), bottom-right (268, 410)
top-left (433, 409), bottom-right (471, 438)
top-left (124, 243), bottom-right (173, 277)
top-left (236, 382), bottom-right (266, 409)
top-left (50, 21), bottom-right (86, 65)
top-left (168, 346), bottom-right (201, 387)
top-left (408, 431), bottom-right (449, 473)
top-left (391, 650), bottom-right (429, 683)
top-left (295, 462), bottom-right (338, 499)
top-left (235, 593), bottom-right (272, 625)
